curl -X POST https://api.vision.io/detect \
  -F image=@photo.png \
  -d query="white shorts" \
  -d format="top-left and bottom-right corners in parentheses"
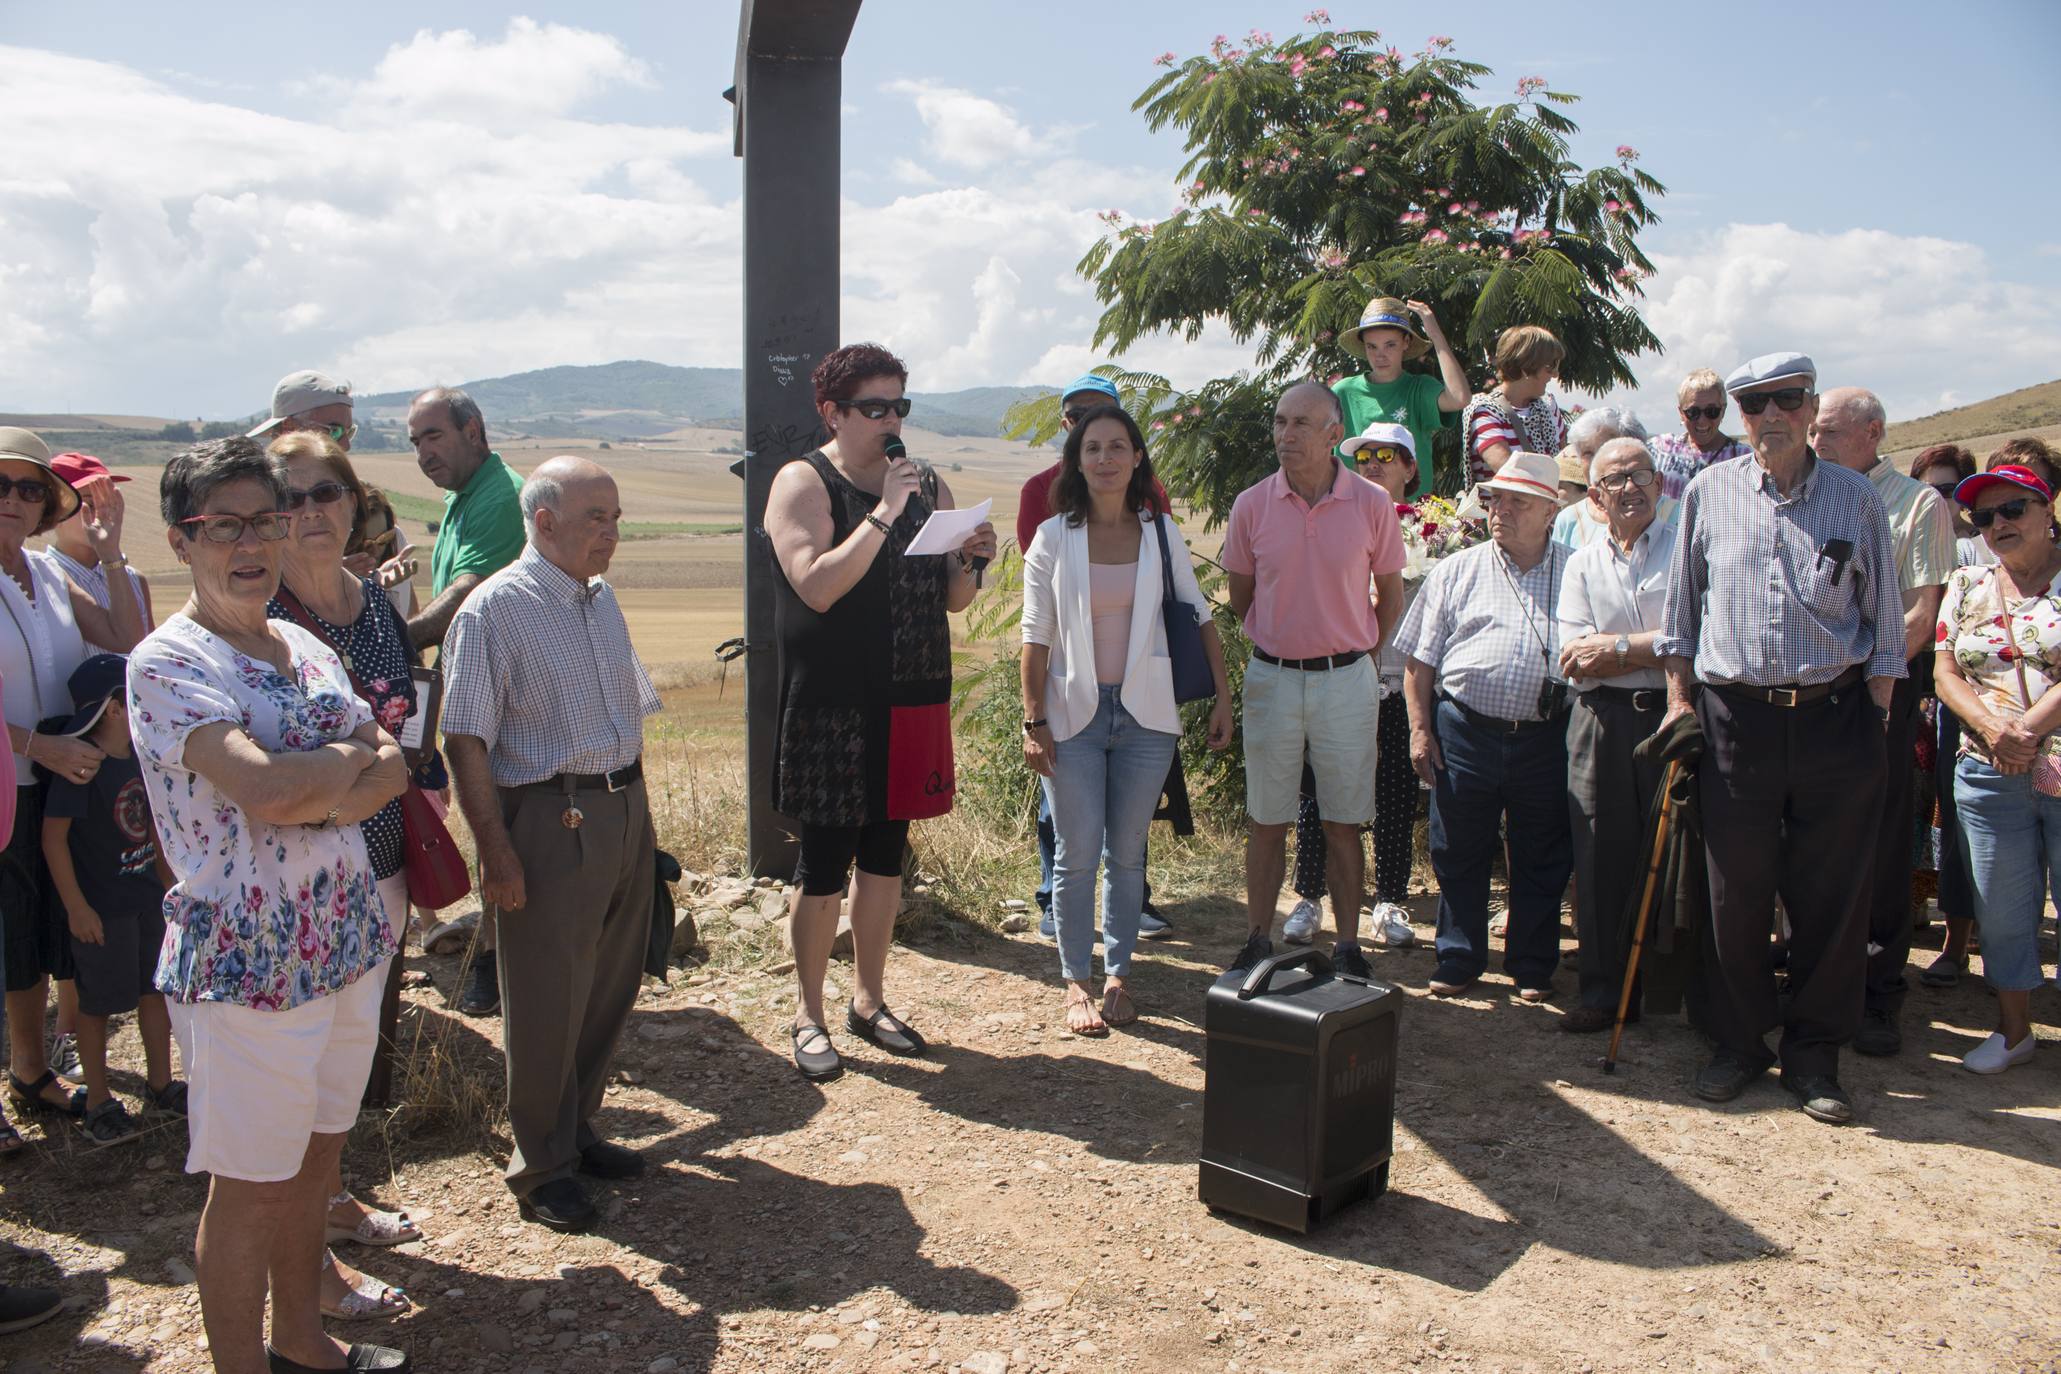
top-left (1242, 654), bottom-right (1380, 825)
top-left (169, 954), bottom-right (387, 1183)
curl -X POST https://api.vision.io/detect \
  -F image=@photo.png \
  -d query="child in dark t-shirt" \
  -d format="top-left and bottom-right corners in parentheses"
top-left (40, 653), bottom-right (183, 1146)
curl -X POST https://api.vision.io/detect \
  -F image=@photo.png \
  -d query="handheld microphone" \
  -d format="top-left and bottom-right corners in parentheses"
top-left (887, 437), bottom-right (988, 585)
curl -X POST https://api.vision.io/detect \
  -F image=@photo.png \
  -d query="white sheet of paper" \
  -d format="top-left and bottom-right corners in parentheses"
top-left (902, 499), bottom-right (992, 556)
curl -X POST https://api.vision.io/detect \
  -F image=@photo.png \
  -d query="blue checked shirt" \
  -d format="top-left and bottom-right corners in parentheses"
top-left (442, 547), bottom-right (662, 786)
top-left (1657, 451), bottom-right (1906, 686)
top-left (1395, 539), bottom-right (1570, 721)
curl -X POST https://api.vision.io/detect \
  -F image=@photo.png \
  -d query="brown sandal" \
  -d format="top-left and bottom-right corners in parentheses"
top-left (1064, 990), bottom-right (1108, 1037)
top-left (1100, 985), bottom-right (1138, 1028)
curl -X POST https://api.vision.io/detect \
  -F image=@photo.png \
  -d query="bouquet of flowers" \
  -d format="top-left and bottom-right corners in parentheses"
top-left (1395, 494), bottom-right (1486, 580)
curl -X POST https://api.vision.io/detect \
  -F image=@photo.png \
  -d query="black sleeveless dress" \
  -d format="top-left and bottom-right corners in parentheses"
top-left (771, 450), bottom-right (954, 827)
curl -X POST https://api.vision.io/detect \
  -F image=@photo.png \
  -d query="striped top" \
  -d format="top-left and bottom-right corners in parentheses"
top-left (1657, 450), bottom-right (1906, 686)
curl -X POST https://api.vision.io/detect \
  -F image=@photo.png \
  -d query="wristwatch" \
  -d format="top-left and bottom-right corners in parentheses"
top-left (1022, 717), bottom-right (1047, 734)
top-left (1613, 634), bottom-right (1630, 667)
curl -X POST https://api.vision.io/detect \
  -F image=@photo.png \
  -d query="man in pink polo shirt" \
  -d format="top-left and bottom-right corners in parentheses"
top-left (1222, 381), bottom-right (1407, 979)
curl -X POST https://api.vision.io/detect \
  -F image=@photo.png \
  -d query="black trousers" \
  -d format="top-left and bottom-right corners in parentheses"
top-left (1567, 693), bottom-right (1666, 1011)
top-left (1291, 691), bottom-right (1415, 902)
top-left (1863, 664), bottom-right (1923, 1014)
top-left (1695, 683), bottom-right (1883, 1077)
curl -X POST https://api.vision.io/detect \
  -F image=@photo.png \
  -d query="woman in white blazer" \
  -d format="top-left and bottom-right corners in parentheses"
top-left (1021, 406), bottom-right (1232, 1035)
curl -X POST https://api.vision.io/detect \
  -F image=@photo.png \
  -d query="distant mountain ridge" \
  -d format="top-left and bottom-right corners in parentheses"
top-left (358, 360), bottom-right (1049, 440)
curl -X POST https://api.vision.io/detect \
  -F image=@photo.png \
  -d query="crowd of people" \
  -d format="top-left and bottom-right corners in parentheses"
top-left (0, 313), bottom-right (2053, 1368)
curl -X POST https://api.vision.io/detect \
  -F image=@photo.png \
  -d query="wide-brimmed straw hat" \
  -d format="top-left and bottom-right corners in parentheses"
top-left (1343, 297), bottom-right (1431, 359)
top-left (0, 427), bottom-right (84, 528)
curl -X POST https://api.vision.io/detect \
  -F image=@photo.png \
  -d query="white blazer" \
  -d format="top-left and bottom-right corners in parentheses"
top-left (1021, 509), bottom-right (1211, 741)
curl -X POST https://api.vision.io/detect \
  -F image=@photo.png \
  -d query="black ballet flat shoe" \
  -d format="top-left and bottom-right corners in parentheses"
top-left (266, 1342), bottom-right (412, 1373)
top-left (792, 1023), bottom-right (843, 1081)
top-left (846, 1002), bottom-right (928, 1056)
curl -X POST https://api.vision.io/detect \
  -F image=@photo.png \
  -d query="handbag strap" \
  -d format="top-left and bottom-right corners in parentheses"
top-left (271, 585), bottom-right (371, 698)
top-left (1151, 513), bottom-right (1180, 608)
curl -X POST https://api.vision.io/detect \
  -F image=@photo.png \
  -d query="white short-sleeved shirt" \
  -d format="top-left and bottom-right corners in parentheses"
top-left (128, 614), bottom-right (393, 1011)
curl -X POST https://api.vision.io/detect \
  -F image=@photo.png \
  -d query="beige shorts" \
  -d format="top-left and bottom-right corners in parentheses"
top-left (169, 950), bottom-right (387, 1183)
top-left (1242, 654), bottom-right (1380, 825)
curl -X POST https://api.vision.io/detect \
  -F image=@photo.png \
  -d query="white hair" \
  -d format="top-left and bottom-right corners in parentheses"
top-left (1832, 389), bottom-right (1887, 428)
top-left (1568, 406), bottom-right (1648, 448)
top-left (519, 471), bottom-right (563, 537)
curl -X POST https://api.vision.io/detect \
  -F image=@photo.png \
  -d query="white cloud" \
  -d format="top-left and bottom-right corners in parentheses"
top-left (882, 79), bottom-right (1061, 170)
top-left (1590, 223), bottom-right (2061, 431)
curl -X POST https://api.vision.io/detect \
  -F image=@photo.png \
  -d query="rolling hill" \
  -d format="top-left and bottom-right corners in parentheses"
top-left (1883, 378), bottom-right (2061, 456)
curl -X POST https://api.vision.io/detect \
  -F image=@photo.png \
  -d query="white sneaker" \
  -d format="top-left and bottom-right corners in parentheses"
top-left (1488, 909), bottom-right (1509, 938)
top-left (1962, 1031), bottom-right (2036, 1074)
top-left (1282, 899), bottom-right (1322, 945)
top-left (1366, 901), bottom-right (1415, 948)
top-left (48, 1032), bottom-right (80, 1079)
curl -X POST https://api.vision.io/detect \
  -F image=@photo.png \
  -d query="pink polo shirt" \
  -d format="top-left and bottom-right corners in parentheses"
top-left (1222, 463), bottom-right (1406, 659)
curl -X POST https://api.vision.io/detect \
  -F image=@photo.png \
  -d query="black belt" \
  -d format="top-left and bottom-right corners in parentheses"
top-left (1253, 648), bottom-right (1366, 671)
top-left (1584, 685), bottom-right (1667, 713)
top-left (518, 759), bottom-right (643, 794)
top-left (1710, 665), bottom-right (1863, 708)
top-left (1439, 692), bottom-right (1564, 735)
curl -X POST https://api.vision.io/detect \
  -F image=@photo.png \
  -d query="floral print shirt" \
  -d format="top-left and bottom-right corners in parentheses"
top-left (1936, 563), bottom-right (2061, 760)
top-left (128, 614), bottom-right (394, 1010)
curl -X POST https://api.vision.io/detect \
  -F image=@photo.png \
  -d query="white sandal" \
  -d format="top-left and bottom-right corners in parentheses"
top-left (324, 1191), bottom-right (423, 1247)
top-left (319, 1249), bottom-right (410, 1321)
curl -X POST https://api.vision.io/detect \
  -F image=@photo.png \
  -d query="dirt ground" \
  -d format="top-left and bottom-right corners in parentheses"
top-left (4, 875), bottom-right (2057, 1374)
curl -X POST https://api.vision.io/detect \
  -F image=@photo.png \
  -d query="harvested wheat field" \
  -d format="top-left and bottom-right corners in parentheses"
top-left (2, 737), bottom-right (2057, 1374)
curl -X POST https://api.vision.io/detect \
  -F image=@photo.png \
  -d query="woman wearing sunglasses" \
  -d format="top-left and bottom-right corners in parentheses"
top-left (1933, 463), bottom-right (2061, 1074)
top-left (0, 428), bottom-right (145, 1155)
top-left (130, 435), bottom-right (410, 1373)
top-left (262, 431), bottom-right (431, 1319)
top-left (1651, 369), bottom-right (1751, 500)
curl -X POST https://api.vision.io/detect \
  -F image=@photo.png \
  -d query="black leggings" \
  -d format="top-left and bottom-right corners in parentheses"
top-left (794, 820), bottom-right (910, 896)
top-left (1292, 692), bottom-right (1417, 902)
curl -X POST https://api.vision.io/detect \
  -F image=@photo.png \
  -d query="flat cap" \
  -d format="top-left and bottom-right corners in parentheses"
top-left (1724, 351), bottom-right (1816, 395)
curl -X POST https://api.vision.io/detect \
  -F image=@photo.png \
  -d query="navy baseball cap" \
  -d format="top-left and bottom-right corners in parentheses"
top-left (1060, 373), bottom-right (1122, 405)
top-left (61, 653), bottom-right (129, 737)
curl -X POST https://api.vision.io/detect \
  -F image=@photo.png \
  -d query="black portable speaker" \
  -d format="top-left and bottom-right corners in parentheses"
top-left (1198, 948), bottom-right (1400, 1232)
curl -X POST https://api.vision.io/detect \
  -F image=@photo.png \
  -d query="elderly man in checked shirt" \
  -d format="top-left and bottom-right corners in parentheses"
top-left (1658, 352), bottom-right (1905, 1126)
top-left (1397, 450), bottom-right (1573, 1003)
top-left (443, 455), bottom-right (662, 1233)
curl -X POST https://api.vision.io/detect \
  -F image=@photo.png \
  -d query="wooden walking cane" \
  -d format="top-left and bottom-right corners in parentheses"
top-left (1602, 757), bottom-right (1683, 1074)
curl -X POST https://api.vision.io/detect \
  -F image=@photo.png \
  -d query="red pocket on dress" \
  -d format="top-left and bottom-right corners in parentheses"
top-left (884, 703), bottom-right (955, 820)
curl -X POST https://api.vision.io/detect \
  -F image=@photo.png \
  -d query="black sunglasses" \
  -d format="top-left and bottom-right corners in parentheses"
top-left (841, 397), bottom-right (912, 421)
top-left (1680, 404), bottom-right (1724, 422)
top-left (0, 476), bottom-right (52, 504)
top-left (1970, 498), bottom-right (2040, 529)
top-left (285, 481), bottom-right (349, 511)
top-left (1929, 481), bottom-right (1959, 501)
top-left (1735, 387), bottom-right (1812, 416)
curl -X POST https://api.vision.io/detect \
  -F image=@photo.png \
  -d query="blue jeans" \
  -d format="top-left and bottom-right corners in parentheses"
top-left (1952, 755), bottom-right (2061, 992)
top-left (1427, 699), bottom-right (1571, 987)
top-left (1041, 687), bottom-right (1179, 981)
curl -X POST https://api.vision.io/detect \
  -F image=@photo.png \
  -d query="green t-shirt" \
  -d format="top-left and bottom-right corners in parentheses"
top-left (1332, 371), bottom-right (1454, 481)
top-left (430, 451), bottom-right (526, 597)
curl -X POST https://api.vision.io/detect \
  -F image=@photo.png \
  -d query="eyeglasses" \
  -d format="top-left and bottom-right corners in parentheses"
top-left (0, 476), bottom-right (52, 504)
top-left (177, 512), bottom-right (292, 543)
top-left (1735, 388), bottom-right (1812, 416)
top-left (290, 420), bottom-right (357, 444)
top-left (285, 481), bottom-right (350, 511)
top-left (1595, 469), bottom-right (1657, 491)
top-left (1680, 404), bottom-right (1724, 422)
top-left (1062, 407), bottom-right (1091, 424)
top-left (1970, 498), bottom-right (2040, 529)
top-left (1929, 482), bottom-right (1960, 501)
top-left (840, 397), bottom-right (912, 421)
top-left (1358, 446), bottom-right (1410, 466)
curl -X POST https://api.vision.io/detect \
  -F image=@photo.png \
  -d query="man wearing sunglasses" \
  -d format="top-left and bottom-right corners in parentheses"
top-left (1651, 369), bottom-right (1751, 501)
top-left (246, 369), bottom-right (357, 451)
top-left (1015, 374), bottom-right (1175, 942)
top-left (1811, 387), bottom-right (1955, 1059)
top-left (1658, 352), bottom-right (1905, 1125)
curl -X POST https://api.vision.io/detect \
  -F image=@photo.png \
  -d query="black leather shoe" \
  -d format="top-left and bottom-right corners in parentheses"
top-left (0, 1283), bottom-right (63, 1335)
top-left (1558, 1004), bottom-right (1625, 1034)
top-left (579, 1140), bottom-right (646, 1180)
top-left (1226, 930), bottom-right (1273, 975)
top-left (1692, 1054), bottom-right (1766, 1103)
top-left (792, 1023), bottom-right (842, 1082)
top-left (847, 1002), bottom-right (928, 1056)
top-left (516, 1177), bottom-right (595, 1233)
top-left (1784, 1073), bottom-right (1854, 1125)
top-left (1852, 1007), bottom-right (1902, 1057)
top-left (1332, 942), bottom-right (1373, 981)
top-left (267, 1343), bottom-right (412, 1372)
top-left (457, 950), bottom-right (500, 1017)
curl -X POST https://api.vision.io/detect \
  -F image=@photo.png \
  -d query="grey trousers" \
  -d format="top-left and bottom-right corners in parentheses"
top-left (1567, 691), bottom-right (1666, 1010)
top-left (494, 775), bottom-right (654, 1197)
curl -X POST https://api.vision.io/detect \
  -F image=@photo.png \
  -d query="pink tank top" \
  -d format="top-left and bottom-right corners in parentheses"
top-left (1090, 561), bottom-right (1137, 685)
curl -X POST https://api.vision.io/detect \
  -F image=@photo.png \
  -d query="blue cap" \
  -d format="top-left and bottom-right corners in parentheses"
top-left (1060, 373), bottom-right (1121, 404)
top-left (1724, 351), bottom-right (1816, 395)
top-left (61, 652), bottom-right (128, 738)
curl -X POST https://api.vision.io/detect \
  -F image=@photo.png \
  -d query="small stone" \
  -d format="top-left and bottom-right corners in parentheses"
top-left (478, 1325), bottom-right (515, 1355)
top-left (1074, 1340), bottom-right (1099, 1356)
top-left (548, 1308), bottom-right (578, 1325)
top-left (1000, 899), bottom-right (1029, 912)
top-left (649, 1359), bottom-right (680, 1373)
top-left (803, 1333), bottom-right (840, 1350)
top-left (1001, 914), bottom-right (1031, 934)
top-left (839, 1151), bottom-right (869, 1165)
top-left (516, 1289), bottom-right (547, 1315)
top-left (164, 1258), bottom-right (196, 1286)
top-left (961, 1353), bottom-right (1009, 1374)
top-left (615, 1067), bottom-right (644, 1085)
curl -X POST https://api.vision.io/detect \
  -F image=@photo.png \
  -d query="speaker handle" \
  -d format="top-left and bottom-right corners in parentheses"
top-left (1236, 947), bottom-right (1333, 1000)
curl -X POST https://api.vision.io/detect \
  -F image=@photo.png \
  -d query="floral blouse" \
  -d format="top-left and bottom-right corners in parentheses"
top-left (1936, 563), bottom-right (2061, 760)
top-left (129, 614), bottom-right (395, 1010)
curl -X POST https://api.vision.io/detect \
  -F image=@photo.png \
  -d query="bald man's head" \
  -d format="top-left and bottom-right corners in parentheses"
top-left (1274, 380), bottom-right (1347, 476)
top-left (1810, 387), bottom-right (1886, 471)
top-left (522, 454), bottom-right (623, 579)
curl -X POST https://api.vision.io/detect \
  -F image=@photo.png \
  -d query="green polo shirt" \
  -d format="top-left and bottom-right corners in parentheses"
top-left (430, 451), bottom-right (526, 597)
top-left (1332, 371), bottom-right (1455, 485)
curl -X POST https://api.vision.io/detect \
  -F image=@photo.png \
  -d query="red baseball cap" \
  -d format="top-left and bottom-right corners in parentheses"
top-left (49, 452), bottom-right (129, 486)
top-left (1953, 463), bottom-right (2051, 507)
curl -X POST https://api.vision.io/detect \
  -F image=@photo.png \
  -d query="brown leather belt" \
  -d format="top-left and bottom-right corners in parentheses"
top-left (517, 759), bottom-right (643, 793)
top-left (1711, 665), bottom-right (1863, 708)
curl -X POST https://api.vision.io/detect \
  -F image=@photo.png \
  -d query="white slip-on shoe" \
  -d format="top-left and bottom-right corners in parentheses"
top-left (1962, 1031), bottom-right (2035, 1074)
top-left (1282, 898), bottom-right (1321, 945)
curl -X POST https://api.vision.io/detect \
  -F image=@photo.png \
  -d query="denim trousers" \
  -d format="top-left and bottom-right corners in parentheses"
top-left (1041, 686), bottom-right (1179, 981)
top-left (1427, 698), bottom-right (1571, 987)
top-left (1952, 754), bottom-right (2061, 992)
